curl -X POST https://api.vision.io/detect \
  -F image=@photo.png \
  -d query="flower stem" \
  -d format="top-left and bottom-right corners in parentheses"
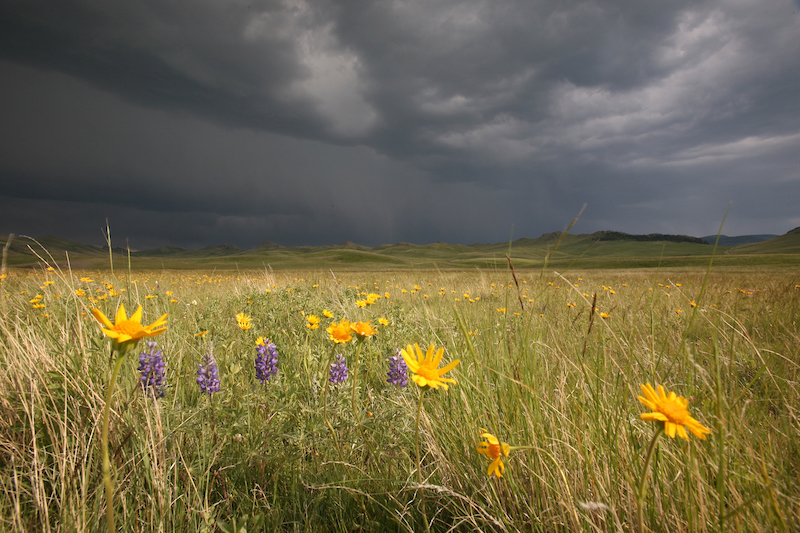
top-left (350, 340), bottom-right (379, 470)
top-left (101, 350), bottom-right (127, 533)
top-left (321, 345), bottom-right (343, 460)
top-left (350, 340), bottom-right (363, 425)
top-left (636, 427), bottom-right (664, 533)
top-left (415, 389), bottom-right (430, 533)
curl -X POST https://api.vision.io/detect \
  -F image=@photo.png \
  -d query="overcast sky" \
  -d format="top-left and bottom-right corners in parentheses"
top-left (1, 0), bottom-right (798, 249)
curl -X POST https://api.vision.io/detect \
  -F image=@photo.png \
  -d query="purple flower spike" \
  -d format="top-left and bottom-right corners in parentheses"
top-left (255, 338), bottom-right (279, 384)
top-left (197, 351), bottom-right (220, 395)
top-left (138, 341), bottom-right (167, 398)
top-left (387, 349), bottom-right (409, 387)
top-left (329, 354), bottom-right (349, 384)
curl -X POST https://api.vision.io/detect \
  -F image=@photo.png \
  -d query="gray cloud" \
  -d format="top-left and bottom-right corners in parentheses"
top-left (1, 0), bottom-right (798, 248)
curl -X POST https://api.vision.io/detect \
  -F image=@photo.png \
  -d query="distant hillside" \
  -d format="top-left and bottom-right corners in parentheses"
top-left (726, 227), bottom-right (800, 255)
top-left (2, 229), bottom-right (797, 269)
top-left (700, 234), bottom-right (778, 246)
top-left (0, 235), bottom-right (121, 260)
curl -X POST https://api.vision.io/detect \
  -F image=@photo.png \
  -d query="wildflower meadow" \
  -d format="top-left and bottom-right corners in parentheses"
top-left (0, 262), bottom-right (798, 531)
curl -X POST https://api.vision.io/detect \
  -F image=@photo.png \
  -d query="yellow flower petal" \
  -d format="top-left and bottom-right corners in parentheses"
top-left (637, 383), bottom-right (711, 440)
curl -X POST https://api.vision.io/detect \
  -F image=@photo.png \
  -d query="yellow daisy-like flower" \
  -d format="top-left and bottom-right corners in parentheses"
top-left (638, 383), bottom-right (711, 440)
top-left (236, 312), bottom-right (252, 331)
top-left (326, 318), bottom-right (353, 344)
top-left (91, 304), bottom-right (167, 348)
top-left (195, 330), bottom-right (209, 337)
top-left (400, 343), bottom-right (459, 390)
top-left (476, 429), bottom-right (511, 478)
top-left (306, 315), bottom-right (321, 329)
top-left (351, 320), bottom-right (377, 338)
top-left (378, 317), bottom-right (389, 326)
top-left (355, 300), bottom-right (367, 308)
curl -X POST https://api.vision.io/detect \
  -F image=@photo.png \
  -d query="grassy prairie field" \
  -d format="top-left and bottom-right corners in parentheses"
top-left (1, 261), bottom-right (799, 531)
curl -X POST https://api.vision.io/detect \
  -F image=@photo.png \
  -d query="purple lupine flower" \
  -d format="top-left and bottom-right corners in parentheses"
top-left (197, 351), bottom-right (220, 395)
top-left (255, 338), bottom-right (279, 384)
top-left (387, 349), bottom-right (409, 387)
top-left (329, 354), bottom-right (349, 384)
top-left (138, 341), bottom-right (166, 398)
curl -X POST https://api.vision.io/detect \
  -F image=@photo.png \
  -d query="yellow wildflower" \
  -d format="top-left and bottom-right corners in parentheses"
top-left (326, 318), bottom-right (353, 344)
top-left (236, 312), bottom-right (252, 331)
top-left (476, 429), bottom-right (511, 478)
top-left (351, 321), bottom-right (377, 338)
top-left (91, 304), bottom-right (167, 349)
top-left (400, 344), bottom-right (459, 391)
top-left (306, 315), bottom-right (321, 330)
top-left (638, 383), bottom-right (711, 440)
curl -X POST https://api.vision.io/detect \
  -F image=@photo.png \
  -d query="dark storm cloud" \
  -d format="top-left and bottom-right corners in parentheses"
top-left (0, 0), bottom-right (798, 247)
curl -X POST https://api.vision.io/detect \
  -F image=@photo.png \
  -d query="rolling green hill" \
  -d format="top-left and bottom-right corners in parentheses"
top-left (2, 230), bottom-right (797, 270)
top-left (725, 227), bottom-right (800, 254)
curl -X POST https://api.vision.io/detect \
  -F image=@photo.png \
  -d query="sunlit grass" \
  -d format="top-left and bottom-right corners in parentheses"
top-left (0, 264), bottom-right (798, 531)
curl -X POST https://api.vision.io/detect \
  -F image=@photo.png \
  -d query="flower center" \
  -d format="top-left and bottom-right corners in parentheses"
top-left (416, 363), bottom-right (439, 381)
top-left (487, 442), bottom-right (501, 459)
top-left (115, 320), bottom-right (144, 336)
top-left (659, 400), bottom-right (689, 424)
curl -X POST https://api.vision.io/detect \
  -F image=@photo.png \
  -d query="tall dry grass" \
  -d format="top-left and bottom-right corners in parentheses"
top-left (0, 263), bottom-right (798, 531)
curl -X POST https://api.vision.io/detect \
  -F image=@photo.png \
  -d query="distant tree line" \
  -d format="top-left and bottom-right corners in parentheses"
top-left (591, 231), bottom-right (707, 244)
